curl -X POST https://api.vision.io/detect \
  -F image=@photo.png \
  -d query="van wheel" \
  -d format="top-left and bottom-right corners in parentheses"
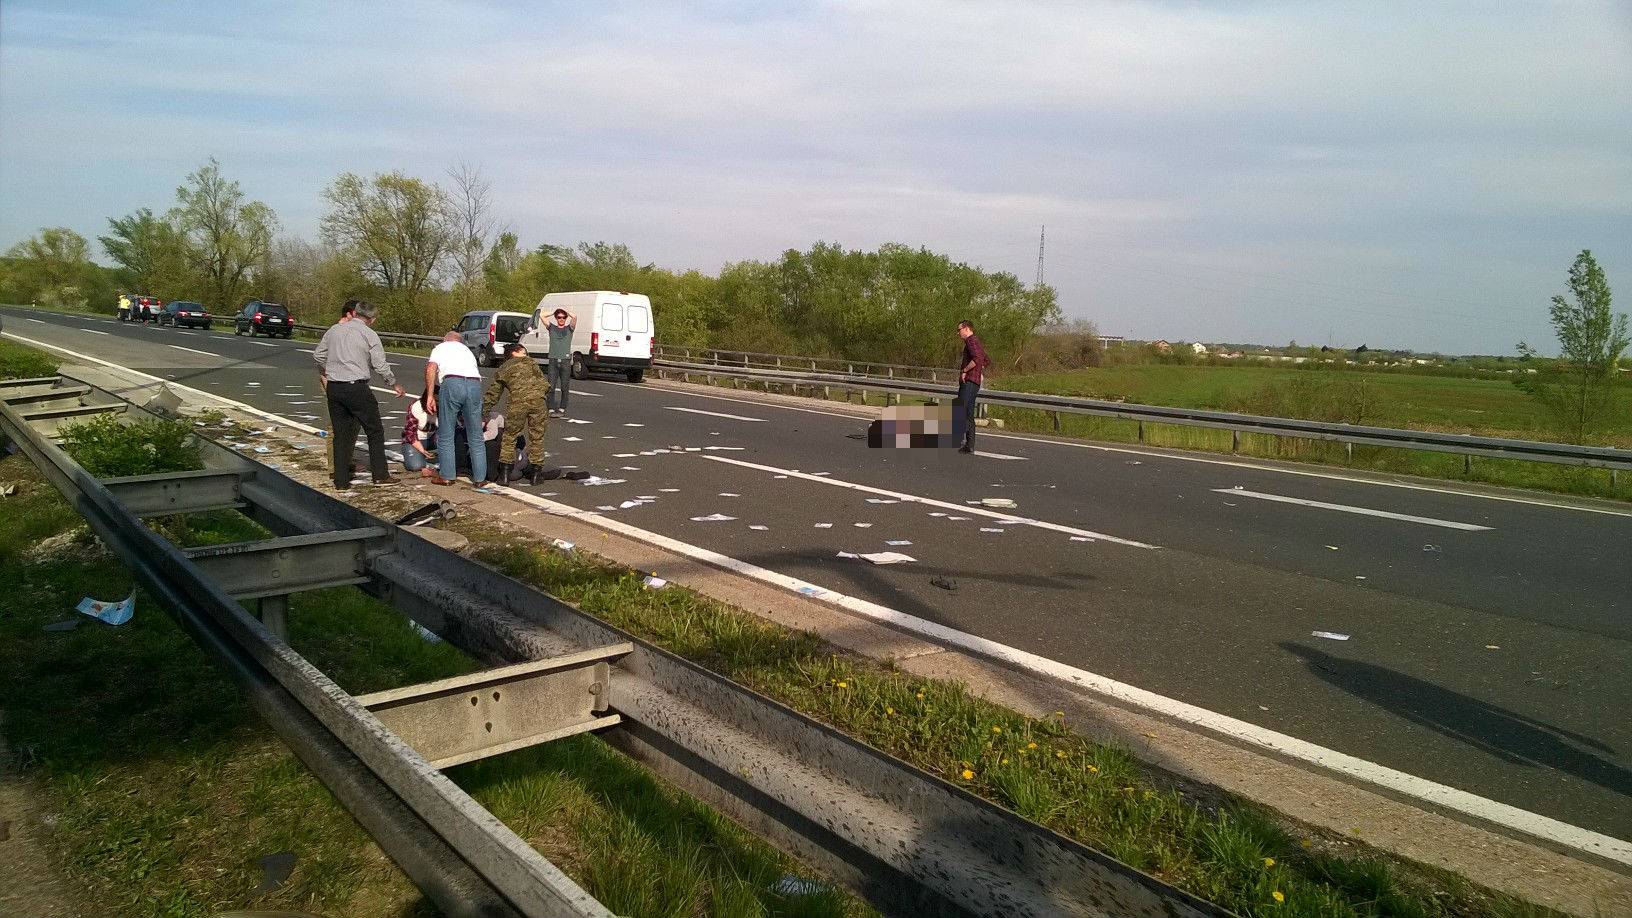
top-left (625, 369), bottom-right (644, 383)
top-left (571, 354), bottom-right (588, 380)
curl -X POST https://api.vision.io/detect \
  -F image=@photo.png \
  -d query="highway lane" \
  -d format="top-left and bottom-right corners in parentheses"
top-left (6, 304), bottom-right (1630, 843)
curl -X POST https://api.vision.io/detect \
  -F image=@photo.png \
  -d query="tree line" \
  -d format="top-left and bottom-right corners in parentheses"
top-left (0, 158), bottom-right (1059, 369)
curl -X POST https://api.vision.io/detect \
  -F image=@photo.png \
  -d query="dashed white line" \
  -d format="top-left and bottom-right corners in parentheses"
top-left (251, 341), bottom-right (278, 348)
top-left (25, 318), bottom-right (44, 324)
top-left (664, 405), bottom-right (766, 422)
top-left (972, 450), bottom-right (1028, 460)
top-left (707, 455), bottom-right (1155, 548)
top-left (1214, 489), bottom-right (1494, 531)
top-left (83, 329), bottom-right (109, 336)
top-left (166, 344), bottom-right (217, 357)
top-left (487, 483), bottom-right (1632, 868)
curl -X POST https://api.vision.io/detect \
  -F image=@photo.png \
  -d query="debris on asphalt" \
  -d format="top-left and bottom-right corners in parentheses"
top-left (566, 418), bottom-right (592, 424)
top-left (947, 515), bottom-right (970, 521)
top-left (253, 446), bottom-right (271, 453)
top-left (562, 436), bottom-right (583, 441)
top-left (77, 591), bottom-right (135, 626)
top-left (749, 524), bottom-right (769, 530)
top-left (814, 522), bottom-right (833, 528)
top-left (979, 527), bottom-right (1005, 533)
top-left (580, 476), bottom-right (626, 486)
top-left (853, 522), bottom-right (873, 528)
top-left (1423, 544), bottom-right (1440, 552)
top-left (928, 511), bottom-right (947, 517)
top-left (866, 498), bottom-right (900, 504)
top-left (1485, 644), bottom-right (1501, 650)
top-left (596, 504), bottom-right (617, 511)
top-left (1126, 460), bottom-right (1143, 465)
top-left (885, 539), bottom-right (912, 546)
top-left (1311, 631), bottom-right (1350, 641)
top-left (1326, 545), bottom-right (1339, 551)
top-left (624, 423), bottom-right (644, 427)
top-left (691, 513), bottom-right (737, 522)
top-left (835, 551), bottom-right (859, 559)
top-left (617, 499), bottom-right (645, 509)
top-left (613, 453), bottom-right (637, 458)
top-left (719, 492), bottom-right (741, 497)
top-left (860, 551), bottom-right (915, 564)
top-left (394, 501), bottom-right (454, 527)
top-left (976, 497), bottom-right (1017, 509)
top-left (659, 488), bottom-right (680, 493)
top-left (930, 577), bottom-right (958, 591)
top-left (1069, 536), bottom-right (1092, 542)
top-left (620, 466), bottom-right (640, 471)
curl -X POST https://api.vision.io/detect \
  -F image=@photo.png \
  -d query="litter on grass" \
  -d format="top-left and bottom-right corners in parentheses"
top-left (774, 875), bottom-right (827, 897)
top-left (1312, 631), bottom-right (1351, 641)
top-left (77, 591), bottom-right (135, 626)
top-left (691, 513), bottom-right (737, 522)
top-left (551, 538), bottom-right (575, 552)
top-left (643, 575), bottom-right (668, 589)
top-left (0, 483), bottom-right (16, 498)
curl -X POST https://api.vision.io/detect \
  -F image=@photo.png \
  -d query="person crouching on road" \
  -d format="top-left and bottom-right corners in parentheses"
top-left (314, 299), bottom-right (405, 489)
top-left (401, 391), bottom-right (437, 477)
top-left (426, 330), bottom-right (486, 486)
top-left (483, 341), bottom-right (551, 483)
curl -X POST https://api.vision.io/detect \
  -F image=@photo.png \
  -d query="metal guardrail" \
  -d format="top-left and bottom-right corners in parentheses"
top-left (655, 344), bottom-right (951, 383)
top-left (651, 359), bottom-right (1632, 473)
top-left (0, 371), bottom-right (1232, 918)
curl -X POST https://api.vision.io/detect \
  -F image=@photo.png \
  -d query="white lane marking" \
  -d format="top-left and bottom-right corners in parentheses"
top-left (25, 318), bottom-right (44, 323)
top-left (83, 329), bottom-right (109, 336)
top-left (486, 483), bottom-right (1632, 868)
top-left (251, 341), bottom-right (277, 348)
top-left (664, 406), bottom-right (766, 422)
top-left (1, 333), bottom-right (322, 435)
top-left (298, 348), bottom-right (315, 354)
top-left (973, 450), bottom-right (1028, 460)
top-left (1215, 489), bottom-right (1494, 531)
top-left (166, 344), bottom-right (217, 357)
top-left (706, 455), bottom-right (1155, 548)
top-left (175, 330), bottom-right (197, 336)
top-left (630, 380), bottom-right (1632, 519)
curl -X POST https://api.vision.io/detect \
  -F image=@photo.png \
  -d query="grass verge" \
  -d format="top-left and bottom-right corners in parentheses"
top-left (467, 528), bottom-right (1562, 918)
top-left (0, 434), bottom-right (872, 916)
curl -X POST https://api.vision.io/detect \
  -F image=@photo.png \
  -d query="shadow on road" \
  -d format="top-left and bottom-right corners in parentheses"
top-left (1280, 641), bottom-right (1632, 798)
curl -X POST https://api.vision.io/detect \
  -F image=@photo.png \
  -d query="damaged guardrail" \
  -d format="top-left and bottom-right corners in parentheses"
top-left (652, 359), bottom-right (1632, 473)
top-left (1, 371), bottom-right (1233, 918)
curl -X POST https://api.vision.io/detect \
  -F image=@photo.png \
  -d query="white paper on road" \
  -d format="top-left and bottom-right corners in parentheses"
top-left (812, 471), bottom-right (831, 476)
top-left (719, 492), bottom-right (740, 497)
top-left (566, 418), bottom-right (592, 424)
top-left (1069, 536), bottom-right (1092, 542)
top-left (928, 512), bottom-right (947, 517)
top-left (774, 474), bottom-right (788, 479)
top-left (620, 466), bottom-right (641, 471)
top-left (614, 453), bottom-right (637, 458)
top-left (859, 551), bottom-right (915, 565)
top-left (866, 498), bottom-right (900, 504)
top-left (947, 515), bottom-right (969, 521)
top-left (684, 447), bottom-right (702, 451)
top-left (885, 539), bottom-right (912, 546)
top-left (596, 505), bottom-right (617, 511)
top-left (979, 527), bottom-right (1005, 533)
top-left (1312, 631), bottom-right (1351, 641)
top-left (703, 445), bottom-right (745, 451)
top-left (562, 436), bottom-right (583, 442)
top-left (246, 382), bottom-right (261, 387)
top-left (836, 551), bottom-right (859, 559)
top-left (691, 513), bottom-right (737, 522)
top-left (974, 497), bottom-right (1017, 509)
top-left (602, 435), bottom-right (617, 439)
top-left (814, 522), bottom-right (833, 528)
top-left (749, 524), bottom-right (769, 530)
top-left (581, 476), bottom-right (626, 486)
top-left (853, 522), bottom-right (872, 528)
top-left (618, 500), bottom-right (645, 509)
top-left (624, 423), bottom-right (644, 427)
top-left (659, 488), bottom-right (680, 493)
top-left (636, 495), bottom-right (658, 500)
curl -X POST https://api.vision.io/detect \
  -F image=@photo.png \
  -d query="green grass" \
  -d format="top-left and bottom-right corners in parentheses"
top-left (473, 535), bottom-right (1564, 918)
top-left (0, 335), bottom-right (59, 378)
top-left (0, 449), bottom-right (872, 918)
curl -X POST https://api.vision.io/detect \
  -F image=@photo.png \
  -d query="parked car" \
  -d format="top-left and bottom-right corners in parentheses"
top-left (519, 291), bottom-right (654, 382)
top-left (233, 300), bottom-right (293, 338)
top-left (453, 310), bottom-right (533, 367)
top-left (161, 301), bottom-right (213, 329)
top-left (117, 294), bottom-right (164, 323)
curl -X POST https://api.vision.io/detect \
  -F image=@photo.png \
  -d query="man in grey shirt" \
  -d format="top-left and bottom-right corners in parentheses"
top-left (544, 307), bottom-right (575, 416)
top-left (314, 299), bottom-right (405, 489)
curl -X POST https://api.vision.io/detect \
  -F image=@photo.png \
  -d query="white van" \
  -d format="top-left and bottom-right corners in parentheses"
top-left (522, 291), bottom-right (654, 383)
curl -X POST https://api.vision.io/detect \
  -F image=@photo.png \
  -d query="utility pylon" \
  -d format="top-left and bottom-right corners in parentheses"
top-left (1035, 225), bottom-right (1046, 288)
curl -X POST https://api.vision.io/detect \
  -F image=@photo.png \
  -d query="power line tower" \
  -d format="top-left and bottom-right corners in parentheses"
top-left (1034, 225), bottom-right (1046, 288)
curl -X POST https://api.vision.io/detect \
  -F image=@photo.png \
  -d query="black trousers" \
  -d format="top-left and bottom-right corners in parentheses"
top-left (326, 380), bottom-right (388, 487)
top-left (957, 379), bottom-right (980, 449)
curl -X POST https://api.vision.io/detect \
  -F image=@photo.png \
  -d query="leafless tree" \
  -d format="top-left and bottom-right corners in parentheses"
top-left (446, 160), bottom-right (497, 309)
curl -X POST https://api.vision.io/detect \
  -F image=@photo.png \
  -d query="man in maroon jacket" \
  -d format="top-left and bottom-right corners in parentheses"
top-left (956, 320), bottom-right (990, 454)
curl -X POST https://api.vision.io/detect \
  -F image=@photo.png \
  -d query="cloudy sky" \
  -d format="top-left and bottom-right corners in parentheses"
top-left (2, 1), bottom-right (1628, 354)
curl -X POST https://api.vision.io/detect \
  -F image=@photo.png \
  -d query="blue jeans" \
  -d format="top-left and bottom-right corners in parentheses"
top-left (547, 358), bottom-right (571, 410)
top-left (402, 445), bottom-right (430, 472)
top-left (437, 377), bottom-right (486, 482)
top-left (957, 379), bottom-right (980, 450)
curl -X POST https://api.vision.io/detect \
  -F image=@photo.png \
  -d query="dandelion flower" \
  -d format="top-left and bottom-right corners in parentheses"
top-left (1272, 890), bottom-right (1285, 904)
top-left (1087, 765), bottom-right (1099, 773)
top-left (836, 681), bottom-right (848, 688)
top-left (1263, 857), bottom-right (1275, 868)
top-left (916, 692), bottom-right (925, 699)
top-left (1026, 742), bottom-right (1037, 749)
top-left (1055, 750), bottom-right (1067, 759)
top-left (885, 707), bottom-right (895, 715)
top-left (991, 726), bottom-right (1002, 734)
top-left (961, 769), bottom-right (975, 780)
top-left (1000, 757), bottom-right (1009, 764)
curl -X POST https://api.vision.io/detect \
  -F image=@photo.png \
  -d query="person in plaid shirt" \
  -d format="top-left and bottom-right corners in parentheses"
top-left (400, 391), bottom-right (437, 477)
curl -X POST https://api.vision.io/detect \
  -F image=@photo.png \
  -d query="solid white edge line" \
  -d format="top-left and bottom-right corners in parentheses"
top-left (485, 483), bottom-right (1632, 867)
top-left (627, 378), bottom-right (1632, 519)
top-left (705, 454), bottom-right (1155, 548)
top-left (664, 405), bottom-right (767, 422)
top-left (1215, 489), bottom-right (1494, 531)
top-left (2, 332), bottom-right (324, 436)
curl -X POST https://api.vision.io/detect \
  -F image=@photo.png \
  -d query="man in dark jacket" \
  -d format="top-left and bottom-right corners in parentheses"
top-left (482, 342), bottom-right (552, 482)
top-left (956, 320), bottom-right (990, 454)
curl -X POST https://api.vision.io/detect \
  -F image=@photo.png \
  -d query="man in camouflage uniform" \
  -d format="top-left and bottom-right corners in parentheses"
top-left (483, 341), bottom-right (551, 483)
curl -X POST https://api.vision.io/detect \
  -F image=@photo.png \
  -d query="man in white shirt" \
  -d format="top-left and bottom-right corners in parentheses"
top-left (425, 331), bottom-right (487, 486)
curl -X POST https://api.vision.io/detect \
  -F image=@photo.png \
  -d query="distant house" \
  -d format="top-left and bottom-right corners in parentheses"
top-left (1152, 340), bottom-right (1173, 354)
top-left (1190, 342), bottom-right (1208, 355)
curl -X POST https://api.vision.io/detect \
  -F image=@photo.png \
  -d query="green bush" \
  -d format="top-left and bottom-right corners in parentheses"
top-left (58, 414), bottom-right (202, 477)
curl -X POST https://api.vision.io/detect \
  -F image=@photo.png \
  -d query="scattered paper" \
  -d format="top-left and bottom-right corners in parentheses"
top-left (550, 538), bottom-right (575, 552)
top-left (859, 551), bottom-right (915, 565)
top-left (624, 423), bottom-right (644, 427)
top-left (978, 497), bottom-right (1017, 509)
top-left (947, 515), bottom-right (970, 521)
top-left (684, 446), bottom-right (702, 451)
top-left (853, 522), bottom-right (873, 528)
top-left (245, 382), bottom-right (261, 387)
top-left (562, 436), bottom-right (583, 442)
top-left (835, 551), bottom-right (859, 559)
top-left (885, 539), bottom-right (912, 546)
top-left (1069, 536), bottom-right (1092, 542)
top-left (581, 476), bottom-right (626, 486)
top-left (814, 522), bottom-right (833, 528)
top-left (613, 453), bottom-right (637, 458)
top-left (1326, 545), bottom-right (1339, 551)
top-left (979, 527), bottom-right (1005, 533)
top-left (566, 418), bottom-right (592, 424)
top-left (1311, 631), bottom-right (1350, 641)
top-left (691, 513), bottom-right (737, 522)
top-left (812, 471), bottom-right (831, 476)
top-left (643, 575), bottom-right (668, 589)
top-left (0, 483), bottom-right (16, 498)
top-left (749, 524), bottom-right (769, 530)
top-left (636, 495), bottom-right (658, 500)
top-left (620, 466), bottom-right (641, 471)
top-left (618, 500), bottom-right (645, 509)
top-left (774, 474), bottom-right (788, 479)
top-left (596, 504), bottom-right (617, 511)
top-left (1126, 460), bottom-right (1143, 465)
top-left (77, 591), bottom-right (135, 626)
top-left (928, 512), bottom-right (947, 517)
top-left (719, 492), bottom-right (740, 497)
top-left (659, 488), bottom-right (680, 493)
top-left (866, 498), bottom-right (900, 504)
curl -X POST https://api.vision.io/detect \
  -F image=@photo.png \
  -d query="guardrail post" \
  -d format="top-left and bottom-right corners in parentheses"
top-left (258, 594), bottom-right (289, 639)
top-left (1138, 420), bottom-right (1145, 443)
top-left (1345, 442), bottom-right (1353, 465)
top-left (1051, 411), bottom-right (1060, 432)
top-left (1232, 429), bottom-right (1240, 454)
top-left (1613, 469), bottom-right (1620, 490)
top-left (1464, 454), bottom-right (1472, 478)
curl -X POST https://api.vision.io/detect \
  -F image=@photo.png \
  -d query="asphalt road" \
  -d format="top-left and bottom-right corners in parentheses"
top-left (6, 304), bottom-right (1630, 844)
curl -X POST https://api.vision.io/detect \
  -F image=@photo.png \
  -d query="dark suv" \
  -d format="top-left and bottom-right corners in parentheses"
top-left (162, 301), bottom-right (213, 329)
top-left (117, 295), bottom-right (163, 323)
top-left (234, 301), bottom-right (293, 338)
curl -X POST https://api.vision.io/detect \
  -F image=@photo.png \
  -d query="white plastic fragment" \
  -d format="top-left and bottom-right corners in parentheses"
top-left (643, 575), bottom-right (668, 589)
top-left (719, 492), bottom-right (740, 497)
top-left (551, 538), bottom-right (575, 552)
top-left (853, 522), bottom-right (873, 528)
top-left (866, 498), bottom-right (900, 504)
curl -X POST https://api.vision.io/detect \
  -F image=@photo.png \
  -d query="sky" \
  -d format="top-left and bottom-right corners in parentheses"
top-left (1, 1), bottom-right (1629, 355)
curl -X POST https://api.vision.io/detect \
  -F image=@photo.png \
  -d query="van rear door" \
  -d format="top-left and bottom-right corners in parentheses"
top-left (624, 302), bottom-right (652, 360)
top-left (596, 301), bottom-right (624, 359)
